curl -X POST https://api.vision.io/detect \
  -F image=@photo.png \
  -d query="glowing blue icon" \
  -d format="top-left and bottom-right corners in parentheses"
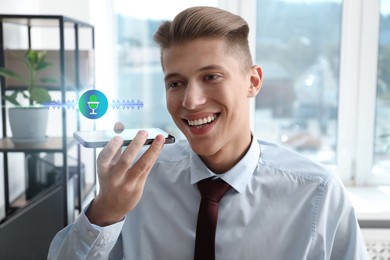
top-left (79, 89), bottom-right (108, 119)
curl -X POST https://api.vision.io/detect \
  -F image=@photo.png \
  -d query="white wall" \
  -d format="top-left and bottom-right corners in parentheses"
top-left (0, 0), bottom-right (40, 14)
top-left (0, 0), bottom-right (89, 19)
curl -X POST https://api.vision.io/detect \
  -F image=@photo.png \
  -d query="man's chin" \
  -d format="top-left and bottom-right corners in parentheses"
top-left (187, 138), bottom-right (218, 156)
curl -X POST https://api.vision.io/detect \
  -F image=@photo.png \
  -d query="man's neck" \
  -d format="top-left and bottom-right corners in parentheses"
top-left (200, 134), bottom-right (253, 174)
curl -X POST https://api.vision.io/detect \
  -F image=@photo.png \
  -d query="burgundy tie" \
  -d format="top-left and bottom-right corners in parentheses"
top-left (194, 178), bottom-right (231, 260)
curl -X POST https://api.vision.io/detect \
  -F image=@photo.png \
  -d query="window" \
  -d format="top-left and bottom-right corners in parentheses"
top-left (374, 1), bottom-right (390, 175)
top-left (112, 0), bottom-right (390, 185)
top-left (254, 0), bottom-right (342, 164)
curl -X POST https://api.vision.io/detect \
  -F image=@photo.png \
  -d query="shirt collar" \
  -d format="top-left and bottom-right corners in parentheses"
top-left (190, 135), bottom-right (260, 193)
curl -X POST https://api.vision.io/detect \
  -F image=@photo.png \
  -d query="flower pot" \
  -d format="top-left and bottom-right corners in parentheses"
top-left (8, 106), bottom-right (49, 142)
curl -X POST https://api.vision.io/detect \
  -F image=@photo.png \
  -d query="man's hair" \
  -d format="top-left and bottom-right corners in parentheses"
top-left (153, 6), bottom-right (253, 70)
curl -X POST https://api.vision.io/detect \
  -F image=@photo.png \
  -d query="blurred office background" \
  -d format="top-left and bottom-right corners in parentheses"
top-left (0, 0), bottom-right (389, 258)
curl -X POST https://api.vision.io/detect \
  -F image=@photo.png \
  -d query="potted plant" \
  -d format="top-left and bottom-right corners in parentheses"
top-left (0, 49), bottom-right (56, 142)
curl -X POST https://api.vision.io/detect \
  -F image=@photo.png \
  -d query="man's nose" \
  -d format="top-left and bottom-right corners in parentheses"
top-left (181, 82), bottom-right (207, 109)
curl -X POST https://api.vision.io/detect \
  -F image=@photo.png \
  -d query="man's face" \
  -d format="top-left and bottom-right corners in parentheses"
top-left (162, 38), bottom-right (261, 172)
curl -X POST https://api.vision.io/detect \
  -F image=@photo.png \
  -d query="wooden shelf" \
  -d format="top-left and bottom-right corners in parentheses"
top-left (0, 137), bottom-right (75, 152)
top-left (1, 184), bottom-right (61, 223)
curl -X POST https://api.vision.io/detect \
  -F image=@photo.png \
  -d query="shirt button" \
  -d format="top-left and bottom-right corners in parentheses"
top-left (88, 230), bottom-right (94, 237)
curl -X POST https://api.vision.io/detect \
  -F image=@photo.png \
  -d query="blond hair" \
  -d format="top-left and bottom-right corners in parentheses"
top-left (154, 6), bottom-right (253, 70)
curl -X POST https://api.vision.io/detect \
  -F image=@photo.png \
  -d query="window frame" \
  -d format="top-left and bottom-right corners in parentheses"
top-left (223, 0), bottom-right (390, 185)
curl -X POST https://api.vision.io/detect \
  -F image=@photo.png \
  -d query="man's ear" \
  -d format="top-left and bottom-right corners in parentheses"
top-left (247, 65), bottom-right (263, 98)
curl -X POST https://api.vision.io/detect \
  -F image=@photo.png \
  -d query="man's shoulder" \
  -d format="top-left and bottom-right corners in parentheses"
top-left (257, 139), bottom-right (333, 185)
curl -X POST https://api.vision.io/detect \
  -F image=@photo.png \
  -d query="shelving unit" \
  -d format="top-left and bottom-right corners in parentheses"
top-left (0, 14), bottom-right (96, 259)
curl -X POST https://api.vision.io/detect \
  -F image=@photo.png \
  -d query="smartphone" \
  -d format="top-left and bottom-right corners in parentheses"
top-left (73, 128), bottom-right (175, 148)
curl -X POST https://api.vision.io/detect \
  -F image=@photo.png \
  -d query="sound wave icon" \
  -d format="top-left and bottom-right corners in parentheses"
top-left (43, 99), bottom-right (77, 110)
top-left (110, 99), bottom-right (144, 110)
top-left (43, 99), bottom-right (144, 110)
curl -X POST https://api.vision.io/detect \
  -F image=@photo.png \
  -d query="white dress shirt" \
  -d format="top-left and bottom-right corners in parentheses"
top-left (48, 138), bottom-right (369, 260)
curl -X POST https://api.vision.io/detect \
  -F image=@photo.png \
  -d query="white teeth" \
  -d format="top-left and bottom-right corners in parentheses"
top-left (187, 114), bottom-right (217, 126)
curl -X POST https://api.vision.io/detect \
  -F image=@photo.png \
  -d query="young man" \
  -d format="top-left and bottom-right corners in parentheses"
top-left (49, 6), bottom-right (369, 259)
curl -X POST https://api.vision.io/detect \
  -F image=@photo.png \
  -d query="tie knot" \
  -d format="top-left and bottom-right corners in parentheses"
top-left (197, 178), bottom-right (231, 203)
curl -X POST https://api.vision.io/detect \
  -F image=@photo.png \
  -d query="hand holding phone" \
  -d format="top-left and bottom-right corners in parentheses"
top-left (87, 129), bottom-right (165, 226)
top-left (73, 128), bottom-right (175, 148)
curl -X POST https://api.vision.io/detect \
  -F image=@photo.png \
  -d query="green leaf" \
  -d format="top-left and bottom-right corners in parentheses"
top-left (35, 61), bottom-right (52, 71)
top-left (40, 77), bottom-right (58, 83)
top-left (37, 50), bottom-right (47, 63)
top-left (4, 96), bottom-right (20, 106)
top-left (0, 67), bottom-right (24, 82)
top-left (21, 91), bottom-right (29, 99)
top-left (1, 50), bottom-right (53, 105)
top-left (26, 50), bottom-right (39, 65)
top-left (9, 90), bottom-right (19, 99)
top-left (31, 87), bottom-right (51, 104)
top-left (26, 50), bottom-right (48, 66)
top-left (3, 91), bottom-right (21, 106)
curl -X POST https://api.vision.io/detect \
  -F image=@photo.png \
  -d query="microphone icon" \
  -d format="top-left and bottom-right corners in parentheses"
top-left (87, 94), bottom-right (99, 115)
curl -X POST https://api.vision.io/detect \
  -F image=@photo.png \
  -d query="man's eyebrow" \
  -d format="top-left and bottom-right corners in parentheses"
top-left (198, 65), bottom-right (225, 72)
top-left (164, 65), bottom-right (226, 82)
top-left (164, 73), bottom-right (181, 82)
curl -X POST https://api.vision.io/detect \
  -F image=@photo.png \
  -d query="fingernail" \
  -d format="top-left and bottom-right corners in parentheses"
top-left (139, 130), bottom-right (148, 137)
top-left (112, 135), bottom-right (123, 143)
top-left (155, 135), bottom-right (165, 144)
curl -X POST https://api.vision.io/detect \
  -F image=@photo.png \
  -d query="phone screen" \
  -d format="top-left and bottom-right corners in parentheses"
top-left (73, 128), bottom-right (175, 148)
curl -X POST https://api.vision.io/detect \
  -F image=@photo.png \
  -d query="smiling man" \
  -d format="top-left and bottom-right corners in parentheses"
top-left (163, 37), bottom-right (261, 174)
top-left (48, 6), bottom-right (369, 260)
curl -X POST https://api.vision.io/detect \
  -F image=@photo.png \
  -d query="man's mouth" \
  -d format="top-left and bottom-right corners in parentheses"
top-left (186, 114), bottom-right (219, 128)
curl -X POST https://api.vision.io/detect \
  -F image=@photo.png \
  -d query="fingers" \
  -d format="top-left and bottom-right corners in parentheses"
top-left (126, 134), bottom-right (165, 183)
top-left (114, 130), bottom-right (150, 173)
top-left (97, 135), bottom-right (123, 172)
top-left (111, 144), bottom-right (123, 165)
top-left (92, 132), bottom-right (165, 224)
top-left (97, 130), bottom-right (165, 184)
top-left (110, 122), bottom-right (125, 164)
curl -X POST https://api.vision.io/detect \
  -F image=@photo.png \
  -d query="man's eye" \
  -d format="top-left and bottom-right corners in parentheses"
top-left (204, 74), bottom-right (220, 81)
top-left (167, 81), bottom-right (183, 88)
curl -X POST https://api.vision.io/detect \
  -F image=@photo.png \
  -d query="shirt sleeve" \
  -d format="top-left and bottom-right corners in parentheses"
top-left (47, 208), bottom-right (124, 260)
top-left (310, 174), bottom-right (370, 260)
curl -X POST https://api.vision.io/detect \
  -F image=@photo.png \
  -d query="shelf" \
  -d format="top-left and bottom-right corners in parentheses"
top-left (9, 183), bottom-right (60, 212)
top-left (0, 14), bottom-right (93, 28)
top-left (0, 137), bottom-right (75, 152)
top-left (0, 14), bottom-right (96, 258)
top-left (4, 85), bottom-right (81, 91)
top-left (1, 183), bottom-right (61, 224)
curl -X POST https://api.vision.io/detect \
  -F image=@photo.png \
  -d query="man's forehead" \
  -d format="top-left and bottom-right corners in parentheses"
top-left (161, 39), bottom-right (231, 71)
top-left (165, 39), bottom-right (224, 54)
